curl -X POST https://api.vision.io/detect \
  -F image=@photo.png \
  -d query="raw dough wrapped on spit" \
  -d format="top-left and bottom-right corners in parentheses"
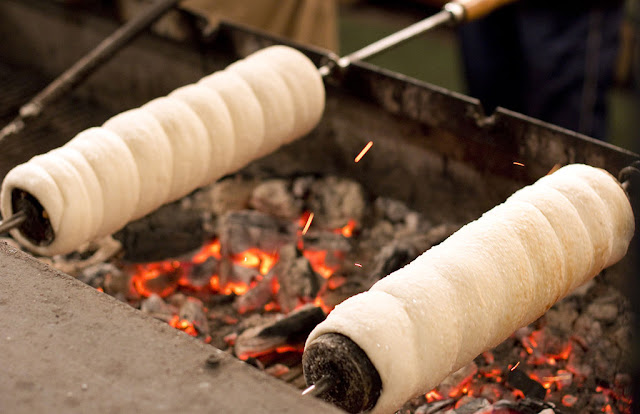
top-left (0, 45), bottom-right (325, 256)
top-left (305, 164), bottom-right (634, 414)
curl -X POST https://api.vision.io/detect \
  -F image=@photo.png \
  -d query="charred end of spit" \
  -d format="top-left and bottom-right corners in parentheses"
top-left (303, 332), bottom-right (382, 413)
top-left (11, 189), bottom-right (54, 246)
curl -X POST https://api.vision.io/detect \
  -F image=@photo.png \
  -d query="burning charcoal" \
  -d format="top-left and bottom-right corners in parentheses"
top-left (367, 239), bottom-right (422, 283)
top-left (140, 294), bottom-right (174, 320)
top-left (586, 302), bottom-right (619, 324)
top-left (179, 297), bottom-right (210, 336)
top-left (512, 399), bottom-right (557, 414)
top-left (192, 176), bottom-right (258, 215)
top-left (249, 179), bottom-right (301, 219)
top-left (438, 362), bottom-right (478, 399)
top-left (292, 176), bottom-right (314, 199)
top-left (415, 399), bottom-right (455, 414)
top-left (373, 197), bottom-right (412, 223)
top-left (186, 256), bottom-right (218, 288)
top-left (234, 305), bottom-right (325, 360)
top-left (301, 231), bottom-right (352, 253)
top-left (451, 397), bottom-right (490, 414)
top-left (115, 202), bottom-right (206, 262)
top-left (233, 274), bottom-right (276, 314)
top-left (272, 245), bottom-right (322, 313)
top-left (167, 292), bottom-right (188, 308)
top-left (226, 263), bottom-right (260, 287)
top-left (544, 303), bottom-right (579, 333)
top-left (307, 176), bottom-right (365, 229)
top-left (78, 262), bottom-right (130, 297)
top-left (478, 383), bottom-right (504, 403)
top-left (219, 210), bottom-right (297, 255)
top-left (264, 363), bottom-right (290, 379)
top-left (506, 367), bottom-right (547, 401)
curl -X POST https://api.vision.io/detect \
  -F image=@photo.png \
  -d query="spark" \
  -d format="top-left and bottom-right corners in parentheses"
top-left (354, 263), bottom-right (362, 267)
top-left (513, 161), bottom-right (525, 167)
top-left (302, 212), bottom-right (314, 235)
top-left (510, 361), bottom-right (520, 371)
top-left (354, 141), bottom-right (373, 163)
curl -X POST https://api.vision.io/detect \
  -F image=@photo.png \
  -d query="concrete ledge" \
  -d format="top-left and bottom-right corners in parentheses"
top-left (0, 242), bottom-right (343, 413)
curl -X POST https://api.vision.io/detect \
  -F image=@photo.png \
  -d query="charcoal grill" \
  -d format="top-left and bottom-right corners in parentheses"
top-left (0, 1), bottom-right (638, 413)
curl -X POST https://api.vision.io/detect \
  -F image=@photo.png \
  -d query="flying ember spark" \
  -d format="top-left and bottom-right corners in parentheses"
top-left (302, 212), bottom-right (314, 235)
top-left (355, 263), bottom-right (362, 267)
top-left (510, 361), bottom-right (520, 371)
top-left (513, 161), bottom-right (525, 167)
top-left (355, 141), bottom-right (373, 163)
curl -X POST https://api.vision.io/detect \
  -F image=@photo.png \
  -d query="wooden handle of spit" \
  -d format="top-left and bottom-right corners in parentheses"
top-left (453, 0), bottom-right (517, 21)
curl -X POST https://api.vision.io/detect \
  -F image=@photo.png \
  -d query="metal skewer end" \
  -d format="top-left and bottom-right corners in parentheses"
top-left (301, 375), bottom-right (335, 398)
top-left (0, 210), bottom-right (27, 235)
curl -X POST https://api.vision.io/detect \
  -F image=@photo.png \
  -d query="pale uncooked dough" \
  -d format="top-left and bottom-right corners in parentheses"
top-left (248, 45), bottom-right (325, 140)
top-left (306, 164), bottom-right (634, 414)
top-left (143, 97), bottom-right (210, 202)
top-left (1, 161), bottom-right (65, 255)
top-left (49, 147), bottom-right (105, 239)
top-left (169, 84), bottom-right (235, 185)
top-left (103, 107), bottom-right (174, 220)
top-left (549, 164), bottom-right (634, 267)
top-left (198, 70), bottom-right (265, 173)
top-left (227, 58), bottom-right (295, 156)
top-left (66, 127), bottom-right (141, 238)
top-left (537, 175), bottom-right (613, 277)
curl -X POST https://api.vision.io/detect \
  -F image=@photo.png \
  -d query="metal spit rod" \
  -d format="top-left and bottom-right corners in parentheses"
top-left (0, 0), bottom-right (182, 143)
top-left (318, 0), bottom-right (517, 77)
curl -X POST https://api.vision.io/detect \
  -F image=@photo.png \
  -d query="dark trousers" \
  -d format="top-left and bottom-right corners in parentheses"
top-left (459, 2), bottom-right (624, 141)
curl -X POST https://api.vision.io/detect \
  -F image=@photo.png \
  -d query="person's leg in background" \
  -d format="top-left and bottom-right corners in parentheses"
top-left (459, 1), bottom-right (625, 141)
top-left (458, 5), bottom-right (525, 117)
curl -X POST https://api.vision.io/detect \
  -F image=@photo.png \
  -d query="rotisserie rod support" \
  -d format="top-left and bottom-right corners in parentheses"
top-left (318, 0), bottom-right (517, 77)
top-left (302, 375), bottom-right (334, 398)
top-left (0, 0), bottom-right (182, 143)
top-left (0, 210), bottom-right (26, 235)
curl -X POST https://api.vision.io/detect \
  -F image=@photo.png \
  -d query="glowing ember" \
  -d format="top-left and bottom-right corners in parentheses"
top-left (354, 263), bottom-right (362, 268)
top-left (131, 261), bottom-right (182, 298)
top-left (334, 219), bottom-right (357, 238)
top-left (302, 249), bottom-right (339, 279)
top-left (168, 315), bottom-right (198, 337)
top-left (237, 344), bottom-right (303, 361)
top-left (301, 212), bottom-right (314, 235)
top-left (562, 394), bottom-right (578, 407)
top-left (192, 239), bottom-right (221, 263)
top-left (513, 161), bottom-right (525, 167)
top-left (232, 248), bottom-right (278, 276)
top-left (354, 141), bottom-right (373, 163)
top-left (425, 390), bottom-right (442, 403)
top-left (510, 361), bottom-right (520, 371)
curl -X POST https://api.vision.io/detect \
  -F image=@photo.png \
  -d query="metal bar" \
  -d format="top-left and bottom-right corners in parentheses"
top-left (0, 210), bottom-right (27, 235)
top-left (301, 375), bottom-right (335, 398)
top-left (0, 0), bottom-right (181, 143)
top-left (319, 9), bottom-right (453, 77)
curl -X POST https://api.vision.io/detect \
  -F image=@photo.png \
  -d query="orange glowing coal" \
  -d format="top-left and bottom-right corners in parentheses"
top-left (334, 219), bottom-right (357, 238)
top-left (168, 315), bottom-right (198, 337)
top-left (131, 260), bottom-right (182, 298)
top-left (302, 249), bottom-right (339, 279)
top-left (236, 344), bottom-right (304, 361)
top-left (232, 248), bottom-right (278, 276)
top-left (192, 239), bottom-right (221, 263)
